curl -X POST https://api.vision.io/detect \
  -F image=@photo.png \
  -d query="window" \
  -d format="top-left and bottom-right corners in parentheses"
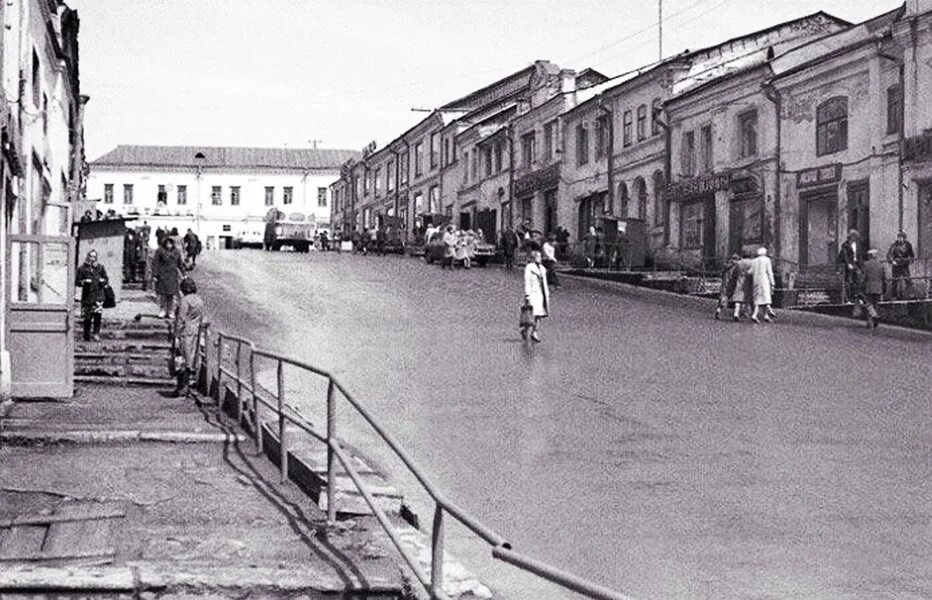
top-left (816, 97), bottom-right (848, 156)
top-left (428, 185), bottom-right (438, 213)
top-left (176, 184), bottom-right (186, 206)
top-left (31, 50), bottom-right (40, 107)
top-left (543, 120), bottom-right (556, 161)
top-left (680, 200), bottom-right (704, 248)
top-left (230, 186), bottom-right (240, 206)
top-left (623, 111), bottom-right (633, 147)
top-left (283, 186), bottom-right (293, 205)
top-left (471, 148), bottom-right (479, 180)
top-left (318, 187), bottom-right (327, 207)
top-left (211, 186), bottom-right (222, 205)
top-left (494, 141), bottom-right (503, 172)
top-left (413, 191), bottom-right (424, 214)
top-left (576, 124), bottom-right (589, 166)
top-left (265, 186), bottom-right (274, 206)
top-left (401, 152), bottom-right (409, 186)
top-left (521, 132), bottom-right (536, 168)
top-left (652, 170), bottom-right (666, 227)
top-left (443, 138), bottom-right (451, 166)
top-left (636, 105), bottom-right (647, 141)
top-left (123, 184), bottom-right (134, 205)
top-left (157, 184), bottom-right (167, 204)
top-left (700, 125), bottom-right (713, 173)
top-left (739, 110), bottom-right (758, 158)
top-left (222, 224), bottom-right (232, 233)
top-left (681, 131), bottom-right (696, 176)
top-left (430, 133), bottom-right (439, 168)
top-left (374, 168), bottom-right (382, 196)
top-left (363, 170), bottom-right (370, 195)
top-left (651, 98), bottom-right (662, 135)
top-left (104, 184), bottom-right (114, 204)
top-left (887, 85), bottom-right (903, 135)
top-left (414, 143), bottom-right (423, 176)
top-left (387, 161), bottom-right (394, 192)
top-left (484, 146), bottom-right (493, 177)
top-left (595, 115), bottom-right (609, 160)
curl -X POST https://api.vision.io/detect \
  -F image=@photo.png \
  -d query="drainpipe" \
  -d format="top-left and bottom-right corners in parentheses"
top-left (598, 99), bottom-right (615, 216)
top-left (654, 105), bottom-right (672, 246)
top-left (763, 82), bottom-right (783, 269)
top-left (507, 123), bottom-right (515, 227)
top-left (879, 38), bottom-right (905, 233)
top-left (390, 147), bottom-right (400, 220)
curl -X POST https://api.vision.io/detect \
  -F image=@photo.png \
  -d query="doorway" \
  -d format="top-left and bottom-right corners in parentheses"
top-left (799, 190), bottom-right (838, 267)
top-left (847, 180), bottom-right (870, 250)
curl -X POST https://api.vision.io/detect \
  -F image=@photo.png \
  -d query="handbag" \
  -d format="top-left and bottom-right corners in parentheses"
top-left (519, 301), bottom-right (534, 328)
top-left (102, 284), bottom-right (116, 309)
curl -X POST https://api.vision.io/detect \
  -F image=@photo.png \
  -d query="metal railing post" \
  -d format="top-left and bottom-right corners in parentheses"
top-left (215, 334), bottom-right (224, 420)
top-left (235, 342), bottom-right (243, 424)
top-left (326, 377), bottom-right (337, 524)
top-left (277, 360), bottom-right (288, 483)
top-left (250, 345), bottom-right (262, 456)
top-left (431, 503), bottom-right (445, 598)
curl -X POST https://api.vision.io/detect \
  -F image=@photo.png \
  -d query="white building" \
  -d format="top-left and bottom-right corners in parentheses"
top-left (87, 145), bottom-right (358, 249)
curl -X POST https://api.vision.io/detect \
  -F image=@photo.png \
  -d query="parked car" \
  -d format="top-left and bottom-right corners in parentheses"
top-left (233, 229), bottom-right (264, 249)
top-left (424, 232), bottom-right (494, 267)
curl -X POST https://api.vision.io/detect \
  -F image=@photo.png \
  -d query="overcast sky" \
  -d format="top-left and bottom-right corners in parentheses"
top-left (70, 0), bottom-right (901, 160)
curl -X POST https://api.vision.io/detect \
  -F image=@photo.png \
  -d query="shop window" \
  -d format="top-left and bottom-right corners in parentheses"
top-left (816, 96), bottom-right (848, 156)
top-left (623, 111), bottom-right (632, 147)
top-left (680, 200), bottom-right (704, 248)
top-left (636, 105), bottom-right (647, 141)
top-left (739, 110), bottom-right (758, 158)
top-left (887, 85), bottom-right (903, 135)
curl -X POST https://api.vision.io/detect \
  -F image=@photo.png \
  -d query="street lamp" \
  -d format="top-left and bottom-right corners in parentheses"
top-left (194, 152), bottom-right (205, 237)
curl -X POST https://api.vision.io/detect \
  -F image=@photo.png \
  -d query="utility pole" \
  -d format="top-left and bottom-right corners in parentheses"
top-left (658, 0), bottom-right (663, 61)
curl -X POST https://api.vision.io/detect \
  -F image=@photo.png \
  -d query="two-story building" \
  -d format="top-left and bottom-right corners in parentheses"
top-left (663, 12), bottom-right (849, 270)
top-left (87, 145), bottom-right (357, 250)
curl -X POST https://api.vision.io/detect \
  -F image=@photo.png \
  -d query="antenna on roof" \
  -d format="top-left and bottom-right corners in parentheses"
top-left (309, 139), bottom-right (322, 149)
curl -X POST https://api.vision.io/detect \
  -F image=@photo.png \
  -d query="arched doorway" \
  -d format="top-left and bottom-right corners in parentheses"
top-left (634, 177), bottom-right (648, 220)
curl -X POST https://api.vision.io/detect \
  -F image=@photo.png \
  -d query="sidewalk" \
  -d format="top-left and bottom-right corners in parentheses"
top-left (0, 384), bottom-right (403, 599)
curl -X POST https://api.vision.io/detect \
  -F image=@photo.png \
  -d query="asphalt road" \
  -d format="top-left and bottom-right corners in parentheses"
top-left (195, 248), bottom-right (932, 600)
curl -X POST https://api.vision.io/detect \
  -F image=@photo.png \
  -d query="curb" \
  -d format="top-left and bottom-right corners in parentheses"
top-left (561, 272), bottom-right (932, 340)
top-left (0, 429), bottom-right (248, 445)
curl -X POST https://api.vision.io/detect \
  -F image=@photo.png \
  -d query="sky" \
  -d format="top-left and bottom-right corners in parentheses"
top-left (70, 0), bottom-right (902, 161)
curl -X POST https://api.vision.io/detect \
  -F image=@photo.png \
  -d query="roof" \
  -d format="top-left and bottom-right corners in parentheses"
top-left (91, 145), bottom-right (360, 170)
top-left (440, 62), bottom-right (544, 111)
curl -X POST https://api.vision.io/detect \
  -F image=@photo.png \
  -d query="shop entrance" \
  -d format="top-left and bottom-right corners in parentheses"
top-left (800, 189), bottom-right (838, 267)
top-left (475, 209), bottom-right (497, 244)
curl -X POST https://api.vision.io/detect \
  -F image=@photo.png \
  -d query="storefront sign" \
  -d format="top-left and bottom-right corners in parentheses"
top-left (904, 132), bottom-right (932, 163)
top-left (796, 163), bottom-right (841, 189)
top-left (663, 172), bottom-right (732, 203)
top-left (513, 163), bottom-right (560, 197)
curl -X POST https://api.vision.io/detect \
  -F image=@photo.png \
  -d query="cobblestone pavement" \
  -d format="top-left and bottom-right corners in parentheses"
top-left (196, 248), bottom-right (932, 600)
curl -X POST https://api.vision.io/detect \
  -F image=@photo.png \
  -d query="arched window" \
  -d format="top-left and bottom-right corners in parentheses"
top-left (652, 170), bottom-right (666, 226)
top-left (651, 98), bottom-right (662, 136)
top-left (816, 96), bottom-right (848, 156)
top-left (634, 177), bottom-right (648, 220)
top-left (618, 182), bottom-right (629, 217)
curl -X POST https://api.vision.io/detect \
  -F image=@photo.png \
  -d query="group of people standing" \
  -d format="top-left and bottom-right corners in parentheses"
top-left (715, 247), bottom-right (776, 323)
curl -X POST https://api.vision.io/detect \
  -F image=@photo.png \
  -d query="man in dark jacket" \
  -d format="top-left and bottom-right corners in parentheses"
top-left (886, 231), bottom-right (915, 299)
top-left (76, 250), bottom-right (109, 342)
top-left (861, 248), bottom-right (886, 328)
top-left (501, 227), bottom-right (519, 270)
top-left (837, 229), bottom-right (863, 304)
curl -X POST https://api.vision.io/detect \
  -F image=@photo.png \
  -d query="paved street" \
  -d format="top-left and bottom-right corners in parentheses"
top-left (196, 249), bottom-right (932, 600)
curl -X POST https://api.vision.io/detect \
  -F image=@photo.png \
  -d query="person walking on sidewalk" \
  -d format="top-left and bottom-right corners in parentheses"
top-left (838, 229), bottom-right (863, 305)
top-left (541, 235), bottom-right (560, 289)
top-left (886, 232), bottom-right (915, 300)
top-left (715, 254), bottom-right (740, 320)
top-left (173, 277), bottom-right (205, 396)
top-left (750, 247), bottom-right (776, 323)
top-left (76, 250), bottom-right (109, 342)
top-left (501, 226), bottom-right (519, 270)
top-left (153, 237), bottom-right (184, 318)
top-left (861, 248), bottom-right (886, 328)
top-left (522, 250), bottom-right (550, 343)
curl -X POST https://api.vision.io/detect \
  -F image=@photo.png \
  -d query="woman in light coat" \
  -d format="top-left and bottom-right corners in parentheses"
top-left (750, 246), bottom-right (776, 323)
top-left (522, 250), bottom-right (550, 342)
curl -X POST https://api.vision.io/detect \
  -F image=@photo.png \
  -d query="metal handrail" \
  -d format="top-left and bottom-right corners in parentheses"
top-left (209, 328), bottom-right (633, 600)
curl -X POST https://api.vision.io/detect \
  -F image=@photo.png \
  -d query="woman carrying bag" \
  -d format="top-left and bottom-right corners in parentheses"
top-left (76, 250), bottom-right (110, 342)
top-left (521, 250), bottom-right (550, 343)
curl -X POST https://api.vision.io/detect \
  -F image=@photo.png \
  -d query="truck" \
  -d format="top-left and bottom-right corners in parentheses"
top-left (263, 209), bottom-right (314, 252)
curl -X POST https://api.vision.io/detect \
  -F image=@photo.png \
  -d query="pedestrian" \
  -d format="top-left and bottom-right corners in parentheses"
top-left (837, 229), bottom-right (863, 306)
top-left (173, 277), bottom-right (206, 396)
top-left (749, 247), bottom-right (776, 323)
top-left (861, 248), bottom-right (886, 328)
top-left (375, 226), bottom-right (386, 256)
top-left (730, 251), bottom-right (754, 321)
top-left (583, 226), bottom-right (598, 268)
top-left (464, 230), bottom-right (478, 269)
top-left (123, 229), bottom-right (140, 283)
top-left (80, 210), bottom-right (93, 223)
top-left (556, 226), bottom-right (570, 258)
top-left (886, 231), bottom-right (915, 300)
top-left (442, 225), bottom-right (456, 269)
top-left (714, 254), bottom-right (740, 320)
top-left (359, 228), bottom-right (371, 256)
top-left (183, 228), bottom-right (200, 268)
top-left (153, 237), bottom-right (184, 318)
top-left (541, 235), bottom-right (560, 288)
top-left (522, 250), bottom-right (550, 343)
top-left (76, 250), bottom-right (109, 342)
top-left (501, 226), bottom-right (519, 270)
top-left (455, 230), bottom-right (469, 268)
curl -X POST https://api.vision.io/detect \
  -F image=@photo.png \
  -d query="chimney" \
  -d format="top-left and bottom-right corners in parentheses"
top-left (907, 0), bottom-right (932, 15)
top-left (560, 69), bottom-right (577, 110)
